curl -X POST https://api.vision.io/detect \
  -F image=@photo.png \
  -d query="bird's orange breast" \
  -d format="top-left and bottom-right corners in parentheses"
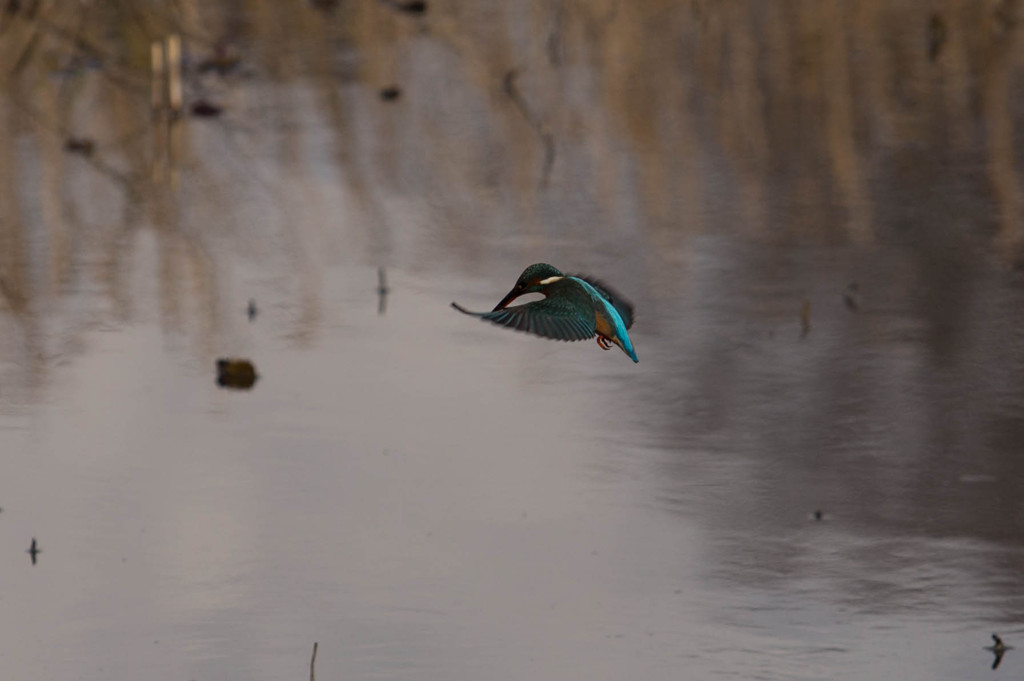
top-left (594, 313), bottom-right (616, 340)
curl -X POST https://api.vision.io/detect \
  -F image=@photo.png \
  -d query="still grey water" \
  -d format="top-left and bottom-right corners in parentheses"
top-left (2, 2), bottom-right (1024, 679)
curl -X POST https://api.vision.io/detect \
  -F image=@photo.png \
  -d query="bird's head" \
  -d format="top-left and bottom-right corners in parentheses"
top-left (493, 263), bottom-right (564, 310)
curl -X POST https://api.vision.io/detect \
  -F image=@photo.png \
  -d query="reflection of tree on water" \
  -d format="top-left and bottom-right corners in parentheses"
top-left (2, 5), bottom-right (1024, 679)
top-left (0, 2), bottom-right (1023, 391)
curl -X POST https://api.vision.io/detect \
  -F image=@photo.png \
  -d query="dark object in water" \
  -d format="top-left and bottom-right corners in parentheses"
top-left (843, 282), bottom-right (860, 311)
top-left (502, 68), bottom-right (556, 189)
top-left (247, 299), bottom-right (257, 322)
top-left (27, 537), bottom-right (40, 565)
top-left (197, 59), bottom-right (238, 75)
top-left (812, 510), bottom-right (823, 521)
top-left (3, 0), bottom-right (34, 18)
top-left (986, 633), bottom-right (1011, 670)
top-left (384, 0), bottom-right (427, 15)
top-left (379, 86), bottom-right (402, 101)
top-left (64, 137), bottom-right (95, 155)
top-left (217, 358), bottom-right (258, 389)
top-left (191, 100), bottom-right (223, 117)
top-left (309, 0), bottom-right (340, 11)
top-left (377, 267), bottom-right (389, 315)
top-left (198, 43), bottom-right (241, 75)
top-left (928, 14), bottom-right (947, 63)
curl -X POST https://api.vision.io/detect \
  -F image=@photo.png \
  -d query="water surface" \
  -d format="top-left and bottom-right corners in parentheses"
top-left (2, 2), bottom-right (1024, 679)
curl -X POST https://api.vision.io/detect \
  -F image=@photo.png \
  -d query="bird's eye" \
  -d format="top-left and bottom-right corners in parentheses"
top-left (516, 283), bottom-right (525, 290)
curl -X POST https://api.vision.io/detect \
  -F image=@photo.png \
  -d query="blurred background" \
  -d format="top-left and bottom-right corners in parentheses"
top-left (2, 1), bottom-right (1024, 679)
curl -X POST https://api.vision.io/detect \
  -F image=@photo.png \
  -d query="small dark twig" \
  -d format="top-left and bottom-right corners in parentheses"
top-left (310, 642), bottom-right (318, 681)
top-left (382, 0), bottom-right (427, 15)
top-left (10, 28), bottom-right (41, 76)
top-left (377, 267), bottom-right (389, 315)
top-left (502, 69), bottom-right (555, 190)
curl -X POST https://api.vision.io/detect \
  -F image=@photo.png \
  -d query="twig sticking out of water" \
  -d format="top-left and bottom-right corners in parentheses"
top-left (928, 14), bottom-right (947, 63)
top-left (843, 282), bottom-right (861, 311)
top-left (381, 0), bottom-right (427, 15)
top-left (378, 267), bottom-right (389, 315)
top-left (503, 69), bottom-right (555, 190)
top-left (310, 641), bottom-right (318, 681)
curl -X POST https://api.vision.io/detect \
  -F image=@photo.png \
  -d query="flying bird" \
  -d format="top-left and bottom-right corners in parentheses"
top-left (452, 263), bottom-right (638, 362)
top-left (986, 633), bottom-right (1012, 670)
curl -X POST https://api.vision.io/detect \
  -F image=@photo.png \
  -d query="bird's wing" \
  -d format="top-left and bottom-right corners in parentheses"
top-left (572, 274), bottom-right (634, 329)
top-left (451, 298), bottom-right (596, 342)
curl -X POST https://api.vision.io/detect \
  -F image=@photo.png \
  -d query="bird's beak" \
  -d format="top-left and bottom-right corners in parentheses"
top-left (492, 288), bottom-right (522, 311)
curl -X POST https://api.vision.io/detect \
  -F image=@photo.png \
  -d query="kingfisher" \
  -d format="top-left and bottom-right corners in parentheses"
top-left (452, 263), bottom-right (638, 362)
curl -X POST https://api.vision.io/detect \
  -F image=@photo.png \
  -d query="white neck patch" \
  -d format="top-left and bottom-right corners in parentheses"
top-left (538, 276), bottom-right (564, 285)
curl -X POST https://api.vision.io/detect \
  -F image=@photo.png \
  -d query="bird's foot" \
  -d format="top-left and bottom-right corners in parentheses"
top-left (596, 336), bottom-right (612, 350)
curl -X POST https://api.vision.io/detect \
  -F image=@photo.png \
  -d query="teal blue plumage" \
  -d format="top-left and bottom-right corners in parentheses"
top-left (452, 263), bottom-right (639, 363)
top-left (573, 275), bottom-right (634, 330)
top-left (452, 278), bottom-right (596, 341)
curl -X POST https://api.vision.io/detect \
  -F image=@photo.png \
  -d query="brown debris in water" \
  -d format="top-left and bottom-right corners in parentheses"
top-left (217, 358), bottom-right (258, 390)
